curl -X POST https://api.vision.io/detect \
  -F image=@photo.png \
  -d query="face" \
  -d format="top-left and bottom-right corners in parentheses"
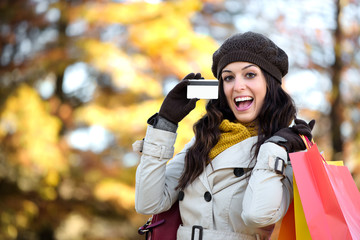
top-left (221, 62), bottom-right (267, 124)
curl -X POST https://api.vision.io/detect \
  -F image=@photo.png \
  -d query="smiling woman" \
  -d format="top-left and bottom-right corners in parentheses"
top-left (221, 62), bottom-right (267, 124)
top-left (134, 32), bottom-right (315, 240)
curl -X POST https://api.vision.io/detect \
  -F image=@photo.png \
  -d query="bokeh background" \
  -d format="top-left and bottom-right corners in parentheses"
top-left (0, 0), bottom-right (359, 239)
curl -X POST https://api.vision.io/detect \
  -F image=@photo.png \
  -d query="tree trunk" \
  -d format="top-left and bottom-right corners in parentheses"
top-left (329, 0), bottom-right (344, 161)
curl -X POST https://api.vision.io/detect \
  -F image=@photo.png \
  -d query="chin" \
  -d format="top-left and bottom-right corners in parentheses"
top-left (230, 105), bottom-right (257, 123)
top-left (233, 113), bottom-right (256, 124)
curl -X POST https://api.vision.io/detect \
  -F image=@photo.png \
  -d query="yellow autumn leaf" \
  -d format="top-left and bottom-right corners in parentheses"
top-left (0, 85), bottom-right (67, 174)
top-left (175, 99), bottom-right (207, 153)
top-left (78, 39), bottom-right (162, 98)
top-left (94, 179), bottom-right (135, 209)
top-left (74, 99), bottom-right (161, 135)
top-left (69, 0), bottom-right (202, 25)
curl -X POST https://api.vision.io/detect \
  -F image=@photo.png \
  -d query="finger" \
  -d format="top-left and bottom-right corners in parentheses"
top-left (194, 73), bottom-right (202, 79)
top-left (170, 79), bottom-right (189, 94)
top-left (294, 119), bottom-right (315, 136)
top-left (294, 118), bottom-right (307, 126)
top-left (309, 119), bottom-right (315, 130)
top-left (292, 124), bottom-right (310, 136)
top-left (184, 98), bottom-right (198, 112)
top-left (293, 123), bottom-right (308, 130)
top-left (183, 73), bottom-right (195, 80)
top-left (296, 129), bottom-right (312, 140)
top-left (293, 124), bottom-right (310, 134)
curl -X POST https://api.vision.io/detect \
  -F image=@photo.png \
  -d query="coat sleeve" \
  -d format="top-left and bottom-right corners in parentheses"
top-left (241, 142), bottom-right (293, 228)
top-left (134, 125), bottom-right (192, 215)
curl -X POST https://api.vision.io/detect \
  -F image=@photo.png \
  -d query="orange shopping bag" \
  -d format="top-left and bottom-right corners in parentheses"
top-left (278, 176), bottom-right (311, 240)
top-left (278, 201), bottom-right (295, 239)
top-left (289, 137), bottom-right (360, 239)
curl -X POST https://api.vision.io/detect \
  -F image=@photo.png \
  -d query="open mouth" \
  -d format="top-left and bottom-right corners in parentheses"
top-left (234, 96), bottom-right (254, 111)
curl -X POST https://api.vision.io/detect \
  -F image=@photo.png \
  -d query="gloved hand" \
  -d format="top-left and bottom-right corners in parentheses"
top-left (158, 73), bottom-right (203, 124)
top-left (268, 118), bottom-right (316, 152)
top-left (292, 118), bottom-right (316, 142)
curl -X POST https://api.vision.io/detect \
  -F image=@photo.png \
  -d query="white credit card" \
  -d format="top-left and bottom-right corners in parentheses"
top-left (187, 80), bottom-right (219, 99)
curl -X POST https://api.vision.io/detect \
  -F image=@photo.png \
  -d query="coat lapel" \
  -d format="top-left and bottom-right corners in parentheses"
top-left (205, 136), bottom-right (258, 177)
top-left (194, 136), bottom-right (258, 192)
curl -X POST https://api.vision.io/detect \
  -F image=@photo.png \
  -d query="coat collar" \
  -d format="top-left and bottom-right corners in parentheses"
top-left (205, 136), bottom-right (258, 176)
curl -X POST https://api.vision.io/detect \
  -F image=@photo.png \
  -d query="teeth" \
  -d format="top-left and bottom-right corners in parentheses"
top-left (235, 96), bottom-right (253, 102)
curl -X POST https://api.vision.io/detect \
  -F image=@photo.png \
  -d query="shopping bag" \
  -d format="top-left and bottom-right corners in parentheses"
top-left (293, 177), bottom-right (312, 239)
top-left (294, 160), bottom-right (344, 240)
top-left (324, 161), bottom-right (360, 237)
top-left (278, 175), bottom-right (311, 240)
top-left (290, 137), bottom-right (360, 240)
top-left (277, 201), bottom-right (295, 240)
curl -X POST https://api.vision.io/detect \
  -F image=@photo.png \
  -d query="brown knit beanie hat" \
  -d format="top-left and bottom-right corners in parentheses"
top-left (212, 32), bottom-right (288, 83)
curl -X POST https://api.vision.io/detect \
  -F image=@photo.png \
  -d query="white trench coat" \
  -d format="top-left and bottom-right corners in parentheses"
top-left (134, 126), bottom-right (293, 240)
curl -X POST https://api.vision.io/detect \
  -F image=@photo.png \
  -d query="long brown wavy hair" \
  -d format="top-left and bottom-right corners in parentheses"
top-left (176, 70), bottom-right (297, 190)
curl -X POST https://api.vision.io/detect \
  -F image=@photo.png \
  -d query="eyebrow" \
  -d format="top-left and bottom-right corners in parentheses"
top-left (221, 64), bottom-right (257, 74)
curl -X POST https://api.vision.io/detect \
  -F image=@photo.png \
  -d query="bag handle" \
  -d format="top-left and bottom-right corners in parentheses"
top-left (300, 135), bottom-right (314, 150)
top-left (300, 135), bottom-right (327, 163)
top-left (138, 218), bottom-right (166, 235)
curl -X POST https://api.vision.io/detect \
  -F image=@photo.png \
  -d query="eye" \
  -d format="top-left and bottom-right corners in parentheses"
top-left (222, 75), bottom-right (234, 82)
top-left (245, 72), bottom-right (257, 79)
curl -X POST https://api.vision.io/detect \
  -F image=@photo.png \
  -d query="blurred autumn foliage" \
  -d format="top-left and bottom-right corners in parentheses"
top-left (0, 0), bottom-right (359, 239)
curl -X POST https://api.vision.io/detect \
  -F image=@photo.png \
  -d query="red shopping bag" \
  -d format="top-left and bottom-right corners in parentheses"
top-left (290, 138), bottom-right (360, 240)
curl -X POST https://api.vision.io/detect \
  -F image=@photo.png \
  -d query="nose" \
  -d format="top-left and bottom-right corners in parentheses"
top-left (233, 77), bottom-right (246, 91)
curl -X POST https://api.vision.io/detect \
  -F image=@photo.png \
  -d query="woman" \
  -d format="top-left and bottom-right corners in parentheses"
top-left (134, 32), bottom-right (315, 240)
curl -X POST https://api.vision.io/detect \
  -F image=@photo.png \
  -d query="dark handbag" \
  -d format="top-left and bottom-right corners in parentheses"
top-left (138, 201), bottom-right (182, 240)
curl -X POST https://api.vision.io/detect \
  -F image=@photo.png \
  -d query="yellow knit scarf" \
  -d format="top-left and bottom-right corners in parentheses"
top-left (208, 119), bottom-right (258, 160)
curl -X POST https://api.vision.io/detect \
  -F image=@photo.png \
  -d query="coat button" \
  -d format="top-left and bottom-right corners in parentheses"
top-left (178, 191), bottom-right (184, 201)
top-left (234, 168), bottom-right (244, 177)
top-left (204, 191), bottom-right (212, 202)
